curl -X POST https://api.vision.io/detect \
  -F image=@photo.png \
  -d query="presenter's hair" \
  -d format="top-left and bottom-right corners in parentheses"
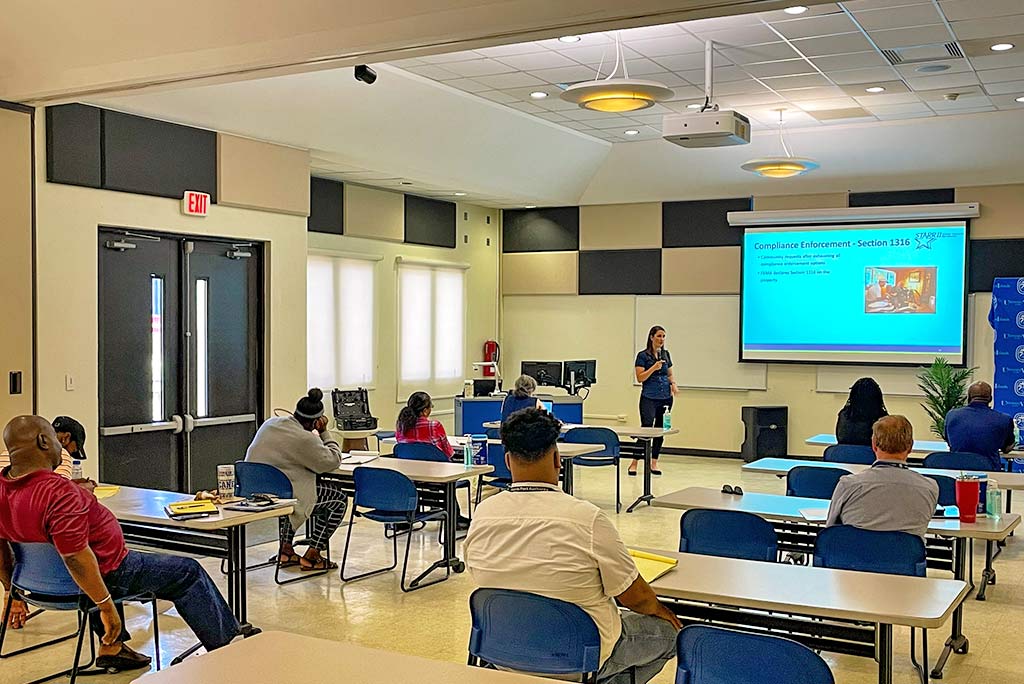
top-left (502, 409), bottom-right (560, 463)
top-left (872, 415), bottom-right (913, 454)
top-left (645, 325), bottom-right (666, 355)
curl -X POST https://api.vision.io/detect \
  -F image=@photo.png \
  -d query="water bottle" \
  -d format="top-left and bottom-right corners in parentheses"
top-left (71, 460), bottom-right (83, 480)
top-left (662, 408), bottom-right (672, 431)
top-left (987, 479), bottom-right (1003, 520)
top-left (462, 434), bottom-right (472, 468)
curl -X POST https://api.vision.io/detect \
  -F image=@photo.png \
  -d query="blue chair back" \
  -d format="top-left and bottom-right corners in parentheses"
top-left (234, 460), bottom-right (293, 498)
top-left (924, 473), bottom-right (957, 507)
top-left (352, 467), bottom-right (419, 513)
top-left (468, 588), bottom-right (601, 677)
top-left (786, 466), bottom-right (849, 499)
top-left (679, 509), bottom-right (778, 562)
top-left (923, 451), bottom-right (996, 472)
top-left (485, 427), bottom-right (501, 440)
top-left (486, 442), bottom-right (511, 480)
top-left (11, 543), bottom-right (80, 599)
top-left (823, 444), bottom-right (875, 465)
top-left (814, 525), bottom-right (926, 577)
top-left (675, 624), bottom-right (834, 684)
top-left (563, 427), bottom-right (620, 457)
top-left (395, 442), bottom-right (450, 463)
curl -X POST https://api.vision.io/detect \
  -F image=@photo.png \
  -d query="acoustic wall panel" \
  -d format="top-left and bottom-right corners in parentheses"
top-left (308, 177), bottom-right (344, 235)
top-left (344, 184), bottom-right (403, 242)
top-left (956, 184), bottom-right (1024, 239)
top-left (752, 192), bottom-right (848, 211)
top-left (579, 249), bottom-right (661, 295)
top-left (969, 239), bottom-right (1024, 292)
top-left (849, 188), bottom-right (954, 207)
top-left (405, 194), bottom-right (456, 248)
top-left (45, 104), bottom-right (102, 188)
top-left (503, 206), bottom-right (579, 253)
top-left (661, 246), bottom-right (740, 294)
top-left (580, 202), bottom-right (661, 250)
top-left (502, 252), bottom-right (578, 295)
top-left (663, 197), bottom-right (751, 247)
top-left (217, 134), bottom-right (309, 216)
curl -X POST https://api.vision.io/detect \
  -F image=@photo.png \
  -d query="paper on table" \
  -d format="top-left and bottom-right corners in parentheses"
top-left (799, 508), bottom-right (829, 522)
top-left (628, 549), bottom-right (678, 583)
top-left (93, 485), bottom-right (120, 499)
top-left (343, 453), bottom-right (380, 464)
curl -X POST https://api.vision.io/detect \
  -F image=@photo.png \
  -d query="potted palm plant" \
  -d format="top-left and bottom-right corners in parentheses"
top-left (917, 358), bottom-right (976, 440)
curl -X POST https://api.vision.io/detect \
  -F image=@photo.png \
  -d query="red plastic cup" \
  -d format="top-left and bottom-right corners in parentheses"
top-left (955, 479), bottom-right (980, 523)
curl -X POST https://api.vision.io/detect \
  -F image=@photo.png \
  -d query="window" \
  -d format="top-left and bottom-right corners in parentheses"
top-left (307, 255), bottom-right (376, 389)
top-left (398, 262), bottom-right (466, 398)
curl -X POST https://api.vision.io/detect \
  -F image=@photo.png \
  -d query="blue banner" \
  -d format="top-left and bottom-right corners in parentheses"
top-left (989, 277), bottom-right (1024, 449)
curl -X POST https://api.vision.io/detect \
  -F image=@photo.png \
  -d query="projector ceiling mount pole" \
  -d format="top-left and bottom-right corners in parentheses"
top-left (703, 40), bottom-right (715, 111)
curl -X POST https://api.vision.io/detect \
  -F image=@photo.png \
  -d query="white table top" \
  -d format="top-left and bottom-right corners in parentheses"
top-left (743, 457), bottom-right (1024, 491)
top-left (333, 455), bottom-right (493, 483)
top-left (331, 428), bottom-right (379, 439)
top-left (482, 421), bottom-right (678, 439)
top-left (100, 485), bottom-right (293, 531)
top-left (131, 631), bottom-right (553, 684)
top-left (653, 486), bottom-right (1021, 541)
top-left (646, 548), bottom-right (969, 629)
top-left (380, 436), bottom-right (603, 459)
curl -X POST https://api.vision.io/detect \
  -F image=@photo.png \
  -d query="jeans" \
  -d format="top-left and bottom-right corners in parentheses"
top-left (93, 550), bottom-right (240, 652)
top-left (639, 397), bottom-right (673, 461)
top-left (597, 612), bottom-right (678, 684)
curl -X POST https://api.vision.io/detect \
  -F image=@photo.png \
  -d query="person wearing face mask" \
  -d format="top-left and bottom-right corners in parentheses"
top-left (630, 326), bottom-right (678, 477)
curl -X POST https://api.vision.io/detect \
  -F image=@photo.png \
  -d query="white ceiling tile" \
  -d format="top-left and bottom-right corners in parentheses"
top-left (618, 58), bottom-right (677, 76)
top-left (950, 16), bottom-right (1024, 41)
top-left (535, 97), bottom-right (580, 112)
top-left (876, 109), bottom-right (936, 120)
top-left (712, 79), bottom-right (772, 96)
top-left (864, 102), bottom-right (933, 115)
top-left (388, 57), bottom-right (427, 68)
top-left (905, 72), bottom-right (980, 90)
top-left (792, 33), bottom-right (876, 57)
top-left (561, 107), bottom-right (627, 121)
top-left (854, 91), bottom-right (924, 106)
top-left (852, 4), bottom-right (945, 31)
top-left (745, 58), bottom-right (817, 78)
top-left (978, 65), bottom-right (1024, 83)
top-left (401, 64), bottom-right (462, 80)
top-left (777, 86), bottom-right (847, 100)
top-left (533, 111), bottom-right (571, 122)
top-left (687, 24), bottom-right (782, 46)
top-left (626, 34), bottom-right (705, 57)
top-left (439, 59), bottom-right (517, 78)
top-left (419, 50), bottom-right (484, 64)
top-left (588, 118), bottom-right (638, 130)
top-left (631, 113), bottom-right (668, 124)
top-left (940, 0), bottom-right (1024, 21)
top-left (757, 3), bottom-right (844, 22)
top-left (817, 115), bottom-right (878, 125)
top-left (968, 52), bottom-right (1024, 71)
top-left (651, 52), bottom-right (716, 72)
top-left (494, 52), bottom-right (578, 71)
top-left (526, 65), bottom-right (601, 84)
top-left (661, 82), bottom-right (704, 98)
top-left (719, 42), bottom-right (801, 65)
top-left (558, 45), bottom-right (640, 65)
top-left (677, 65), bottom-right (749, 83)
top-left (678, 14), bottom-right (765, 33)
top-left (716, 92), bottom-right (787, 107)
top-left (795, 97), bottom-right (861, 110)
top-left (894, 59), bottom-right (973, 77)
top-left (616, 23), bottom-right (686, 40)
top-left (499, 86), bottom-right (558, 101)
top-left (917, 85), bottom-right (985, 100)
top-left (473, 72), bottom-right (546, 89)
top-left (828, 66), bottom-right (901, 85)
top-left (560, 120), bottom-right (597, 130)
top-left (983, 79), bottom-right (1024, 94)
top-left (810, 51), bottom-right (890, 70)
top-left (934, 106), bottom-right (998, 115)
top-left (762, 73), bottom-right (834, 90)
top-left (473, 42), bottom-right (550, 58)
top-left (929, 94), bottom-right (993, 109)
top-left (506, 101), bottom-right (547, 114)
top-left (770, 14), bottom-right (860, 40)
top-left (842, 0), bottom-right (930, 9)
top-left (868, 25), bottom-right (955, 50)
top-left (991, 92), bottom-right (1024, 106)
top-left (533, 32), bottom-right (614, 50)
top-left (442, 77), bottom-right (492, 93)
top-left (475, 90), bottom-right (519, 104)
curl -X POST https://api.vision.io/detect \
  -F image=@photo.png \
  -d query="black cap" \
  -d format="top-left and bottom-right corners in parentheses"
top-left (52, 416), bottom-right (87, 460)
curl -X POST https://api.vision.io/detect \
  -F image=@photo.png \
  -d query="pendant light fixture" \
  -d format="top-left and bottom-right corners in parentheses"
top-left (560, 32), bottom-right (674, 112)
top-left (741, 109), bottom-right (819, 178)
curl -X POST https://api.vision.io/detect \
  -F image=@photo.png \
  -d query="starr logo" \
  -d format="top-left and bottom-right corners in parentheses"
top-left (915, 233), bottom-right (937, 250)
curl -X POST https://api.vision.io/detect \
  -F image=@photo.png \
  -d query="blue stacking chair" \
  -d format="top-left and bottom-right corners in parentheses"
top-left (484, 427), bottom-right (501, 440)
top-left (564, 427), bottom-right (623, 513)
top-left (234, 460), bottom-right (331, 584)
top-left (923, 451), bottom-right (997, 472)
top-left (475, 442), bottom-right (512, 505)
top-left (468, 589), bottom-right (603, 683)
top-left (676, 624), bottom-right (834, 684)
top-left (924, 473), bottom-right (958, 507)
top-left (823, 444), bottom-right (876, 465)
top-left (814, 525), bottom-right (929, 680)
top-left (0, 543), bottom-right (160, 684)
top-left (786, 466), bottom-right (849, 499)
top-left (679, 509), bottom-right (778, 562)
top-left (340, 467), bottom-right (449, 592)
top-left (394, 442), bottom-right (472, 518)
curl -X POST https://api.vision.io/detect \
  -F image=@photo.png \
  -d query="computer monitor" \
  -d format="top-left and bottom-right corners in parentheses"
top-left (521, 361), bottom-right (563, 387)
top-left (473, 379), bottom-right (497, 397)
top-left (540, 400), bottom-right (553, 413)
top-left (563, 360), bottom-right (597, 389)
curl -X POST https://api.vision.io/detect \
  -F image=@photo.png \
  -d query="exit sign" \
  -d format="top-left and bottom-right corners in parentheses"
top-left (182, 191), bottom-right (210, 216)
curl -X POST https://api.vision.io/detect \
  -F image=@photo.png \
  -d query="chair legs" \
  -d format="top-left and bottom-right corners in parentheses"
top-left (910, 627), bottom-right (929, 684)
top-left (340, 507), bottom-right (400, 584)
top-left (401, 511), bottom-right (450, 593)
top-left (0, 592), bottom-right (80, 659)
top-left (615, 459), bottom-right (622, 514)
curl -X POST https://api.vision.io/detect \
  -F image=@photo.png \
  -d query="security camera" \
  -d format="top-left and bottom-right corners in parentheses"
top-left (354, 65), bottom-right (377, 84)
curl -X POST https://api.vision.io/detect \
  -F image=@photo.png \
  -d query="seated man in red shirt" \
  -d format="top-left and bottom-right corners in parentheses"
top-left (0, 416), bottom-right (253, 671)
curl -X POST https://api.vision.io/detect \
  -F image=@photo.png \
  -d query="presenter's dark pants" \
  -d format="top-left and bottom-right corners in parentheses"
top-left (639, 396), bottom-right (673, 461)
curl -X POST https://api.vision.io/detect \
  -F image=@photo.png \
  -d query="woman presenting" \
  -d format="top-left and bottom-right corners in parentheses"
top-left (631, 325), bottom-right (677, 476)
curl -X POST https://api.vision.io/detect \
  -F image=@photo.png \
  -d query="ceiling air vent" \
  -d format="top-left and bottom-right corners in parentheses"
top-left (882, 42), bottom-right (965, 66)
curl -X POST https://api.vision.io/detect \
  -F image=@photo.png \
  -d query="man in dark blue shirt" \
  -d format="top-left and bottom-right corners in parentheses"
top-left (944, 381), bottom-right (1016, 470)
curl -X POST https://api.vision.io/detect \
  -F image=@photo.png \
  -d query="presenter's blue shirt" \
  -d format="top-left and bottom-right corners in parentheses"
top-left (635, 349), bottom-right (673, 400)
top-left (944, 402), bottom-right (1016, 470)
top-left (501, 393), bottom-right (537, 421)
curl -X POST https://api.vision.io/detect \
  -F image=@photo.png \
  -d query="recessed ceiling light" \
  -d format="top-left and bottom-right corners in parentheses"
top-left (865, 86), bottom-right (886, 93)
top-left (686, 103), bottom-right (703, 109)
top-left (916, 64), bottom-right (951, 74)
top-left (530, 91), bottom-right (548, 99)
top-left (624, 129), bottom-right (640, 136)
top-left (784, 5), bottom-right (808, 14)
top-left (1016, 96), bottom-right (1024, 103)
top-left (991, 43), bottom-right (1015, 51)
top-left (559, 35), bottom-right (582, 43)
top-left (453, 192), bottom-right (466, 196)
top-left (524, 205), bottom-right (537, 209)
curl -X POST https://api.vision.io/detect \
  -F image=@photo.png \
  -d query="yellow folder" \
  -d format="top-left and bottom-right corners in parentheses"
top-left (628, 549), bottom-right (678, 583)
top-left (165, 500), bottom-right (217, 515)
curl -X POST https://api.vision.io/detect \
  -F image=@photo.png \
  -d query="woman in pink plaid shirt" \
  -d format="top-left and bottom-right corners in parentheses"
top-left (395, 391), bottom-right (455, 460)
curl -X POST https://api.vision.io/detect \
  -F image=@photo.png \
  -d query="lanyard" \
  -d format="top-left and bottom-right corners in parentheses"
top-left (507, 486), bottom-right (559, 493)
top-left (871, 461), bottom-right (909, 470)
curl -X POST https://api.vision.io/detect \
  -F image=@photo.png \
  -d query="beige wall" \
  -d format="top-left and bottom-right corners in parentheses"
top-left (0, 107), bottom-right (33, 420)
top-left (217, 134), bottom-right (310, 216)
top-left (309, 201), bottom-right (499, 433)
top-left (33, 110), bottom-right (309, 480)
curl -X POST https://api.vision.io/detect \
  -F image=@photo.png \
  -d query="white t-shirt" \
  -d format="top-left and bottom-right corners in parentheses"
top-left (464, 482), bottom-right (639, 663)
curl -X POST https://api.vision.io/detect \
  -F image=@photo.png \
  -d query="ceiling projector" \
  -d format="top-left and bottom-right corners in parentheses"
top-left (662, 110), bottom-right (750, 148)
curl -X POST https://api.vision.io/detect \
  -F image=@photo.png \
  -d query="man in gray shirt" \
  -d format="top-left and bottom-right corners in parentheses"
top-left (826, 415), bottom-right (938, 539)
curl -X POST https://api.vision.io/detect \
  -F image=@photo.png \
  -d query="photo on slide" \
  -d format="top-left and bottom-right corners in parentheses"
top-left (864, 266), bottom-right (937, 314)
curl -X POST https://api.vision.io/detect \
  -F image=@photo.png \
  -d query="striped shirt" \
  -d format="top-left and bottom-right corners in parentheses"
top-left (0, 449), bottom-right (75, 479)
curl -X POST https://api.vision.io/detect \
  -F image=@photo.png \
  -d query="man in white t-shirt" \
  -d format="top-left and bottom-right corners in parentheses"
top-left (465, 409), bottom-right (680, 684)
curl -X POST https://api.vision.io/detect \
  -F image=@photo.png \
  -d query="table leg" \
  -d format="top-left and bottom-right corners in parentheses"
top-left (562, 460), bottom-right (574, 495)
top-left (931, 538), bottom-right (969, 679)
top-left (976, 540), bottom-right (996, 601)
top-left (877, 623), bottom-right (893, 684)
top-left (626, 438), bottom-right (654, 513)
top-left (408, 482), bottom-right (463, 588)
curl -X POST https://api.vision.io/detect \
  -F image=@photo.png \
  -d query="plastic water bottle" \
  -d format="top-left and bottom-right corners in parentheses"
top-left (662, 408), bottom-right (672, 431)
top-left (987, 479), bottom-right (1003, 520)
top-left (462, 435), bottom-right (472, 468)
top-left (71, 460), bottom-right (83, 480)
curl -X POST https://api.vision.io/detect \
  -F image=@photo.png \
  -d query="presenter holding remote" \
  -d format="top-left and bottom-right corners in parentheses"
top-left (631, 326), bottom-right (677, 476)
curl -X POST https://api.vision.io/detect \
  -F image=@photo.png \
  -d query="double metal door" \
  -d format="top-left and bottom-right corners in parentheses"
top-left (98, 229), bottom-right (262, 492)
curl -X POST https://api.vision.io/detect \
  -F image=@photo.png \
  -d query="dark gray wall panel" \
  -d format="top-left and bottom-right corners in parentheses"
top-left (503, 207), bottom-right (580, 252)
top-left (849, 188), bottom-right (954, 207)
top-left (663, 197), bottom-right (751, 247)
top-left (579, 249), bottom-right (661, 295)
top-left (308, 177), bottom-right (344, 234)
top-left (46, 104), bottom-right (102, 188)
top-left (970, 239), bottom-right (1024, 292)
top-left (405, 194), bottom-right (456, 248)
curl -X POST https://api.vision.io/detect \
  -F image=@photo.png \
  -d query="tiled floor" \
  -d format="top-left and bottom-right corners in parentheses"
top-left (4, 456), bottom-right (1022, 683)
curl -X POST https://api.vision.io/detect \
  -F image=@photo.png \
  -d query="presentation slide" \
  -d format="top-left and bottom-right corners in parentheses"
top-left (741, 222), bottom-right (968, 364)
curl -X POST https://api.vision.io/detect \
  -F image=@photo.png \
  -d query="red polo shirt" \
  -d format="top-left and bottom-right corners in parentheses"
top-left (0, 467), bottom-right (128, 575)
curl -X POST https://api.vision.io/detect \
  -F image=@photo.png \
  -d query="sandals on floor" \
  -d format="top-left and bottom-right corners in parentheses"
top-left (273, 553), bottom-right (302, 568)
top-left (300, 557), bottom-right (338, 572)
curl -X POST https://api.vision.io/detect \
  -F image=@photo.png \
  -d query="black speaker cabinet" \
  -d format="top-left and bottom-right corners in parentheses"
top-left (741, 406), bottom-right (788, 463)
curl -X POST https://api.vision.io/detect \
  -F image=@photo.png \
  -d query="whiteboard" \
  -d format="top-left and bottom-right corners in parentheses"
top-left (815, 293), bottom-right (992, 396)
top-left (635, 295), bottom-right (767, 391)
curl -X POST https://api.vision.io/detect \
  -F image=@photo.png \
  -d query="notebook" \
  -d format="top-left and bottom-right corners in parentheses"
top-left (92, 485), bottom-right (120, 500)
top-left (628, 549), bottom-right (678, 583)
top-left (342, 452), bottom-right (380, 465)
top-left (799, 508), bottom-right (829, 522)
top-left (164, 499), bottom-right (217, 519)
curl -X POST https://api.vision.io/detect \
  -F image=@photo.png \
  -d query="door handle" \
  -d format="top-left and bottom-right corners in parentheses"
top-left (100, 417), bottom-right (183, 437)
top-left (192, 413), bottom-right (257, 429)
top-left (183, 414), bottom-right (195, 433)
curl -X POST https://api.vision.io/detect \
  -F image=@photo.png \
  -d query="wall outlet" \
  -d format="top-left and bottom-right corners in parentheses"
top-left (65, 374), bottom-right (75, 391)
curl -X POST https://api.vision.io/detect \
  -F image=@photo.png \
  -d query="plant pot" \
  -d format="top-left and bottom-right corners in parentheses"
top-left (955, 479), bottom-right (980, 523)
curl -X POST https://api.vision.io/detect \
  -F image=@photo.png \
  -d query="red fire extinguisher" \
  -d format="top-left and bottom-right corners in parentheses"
top-left (483, 340), bottom-right (500, 377)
